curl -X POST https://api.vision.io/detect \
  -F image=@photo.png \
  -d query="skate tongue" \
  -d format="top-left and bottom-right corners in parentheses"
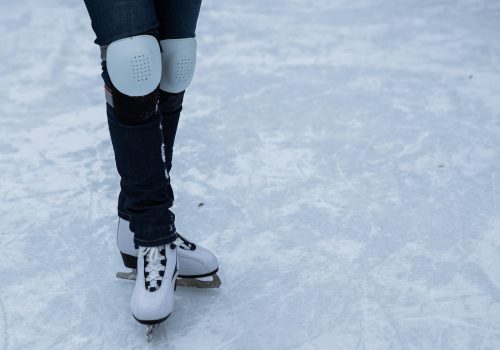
top-left (142, 246), bottom-right (166, 291)
top-left (144, 246), bottom-right (160, 261)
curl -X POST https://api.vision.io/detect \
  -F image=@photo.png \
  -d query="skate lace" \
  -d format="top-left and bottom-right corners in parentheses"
top-left (140, 247), bottom-right (166, 290)
top-left (177, 234), bottom-right (196, 251)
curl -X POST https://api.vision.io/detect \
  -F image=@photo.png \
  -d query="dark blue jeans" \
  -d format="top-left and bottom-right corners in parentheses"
top-left (83, 0), bottom-right (202, 246)
top-left (84, 0), bottom-right (202, 44)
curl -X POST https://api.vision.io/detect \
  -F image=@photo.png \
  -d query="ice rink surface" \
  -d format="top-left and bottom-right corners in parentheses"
top-left (1, 0), bottom-right (500, 349)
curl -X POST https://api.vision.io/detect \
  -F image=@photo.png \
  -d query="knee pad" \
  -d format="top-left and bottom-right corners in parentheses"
top-left (107, 35), bottom-right (162, 96)
top-left (106, 35), bottom-right (162, 124)
top-left (159, 38), bottom-right (197, 93)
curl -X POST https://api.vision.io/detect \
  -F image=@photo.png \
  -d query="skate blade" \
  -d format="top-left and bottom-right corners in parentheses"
top-left (115, 269), bottom-right (137, 280)
top-left (176, 274), bottom-right (222, 288)
top-left (146, 324), bottom-right (159, 342)
top-left (116, 269), bottom-right (221, 288)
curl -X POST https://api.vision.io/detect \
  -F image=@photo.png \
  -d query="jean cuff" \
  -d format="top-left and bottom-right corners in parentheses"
top-left (134, 231), bottom-right (178, 247)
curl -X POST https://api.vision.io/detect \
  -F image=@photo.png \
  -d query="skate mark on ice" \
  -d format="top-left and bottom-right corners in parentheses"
top-left (335, 154), bottom-right (407, 235)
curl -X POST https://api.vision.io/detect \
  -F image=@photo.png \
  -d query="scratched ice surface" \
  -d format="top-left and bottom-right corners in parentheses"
top-left (1, 0), bottom-right (500, 349)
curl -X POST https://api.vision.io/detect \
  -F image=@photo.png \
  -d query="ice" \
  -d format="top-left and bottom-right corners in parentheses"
top-left (1, 0), bottom-right (500, 349)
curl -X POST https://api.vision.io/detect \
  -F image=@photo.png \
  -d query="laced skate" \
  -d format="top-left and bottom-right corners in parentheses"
top-left (130, 244), bottom-right (178, 342)
top-left (174, 234), bottom-right (221, 288)
top-left (116, 218), bottom-right (221, 288)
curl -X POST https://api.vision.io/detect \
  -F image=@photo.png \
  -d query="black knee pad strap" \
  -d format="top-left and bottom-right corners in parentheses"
top-left (159, 90), bottom-right (185, 115)
top-left (107, 84), bottom-right (160, 125)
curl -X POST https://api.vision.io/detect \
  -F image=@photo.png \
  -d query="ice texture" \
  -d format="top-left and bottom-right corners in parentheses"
top-left (0, 0), bottom-right (500, 349)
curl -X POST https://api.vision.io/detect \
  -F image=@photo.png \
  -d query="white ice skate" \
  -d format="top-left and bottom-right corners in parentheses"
top-left (116, 218), bottom-right (221, 288)
top-left (131, 244), bottom-right (178, 341)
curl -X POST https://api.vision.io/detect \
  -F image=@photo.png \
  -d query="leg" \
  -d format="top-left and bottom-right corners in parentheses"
top-left (156, 0), bottom-right (202, 179)
top-left (157, 0), bottom-right (222, 288)
top-left (84, 0), bottom-right (179, 335)
top-left (84, 0), bottom-right (177, 247)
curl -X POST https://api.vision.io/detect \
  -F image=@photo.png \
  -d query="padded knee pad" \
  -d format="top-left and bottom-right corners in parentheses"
top-left (159, 38), bottom-right (197, 93)
top-left (107, 35), bottom-right (162, 96)
top-left (106, 35), bottom-right (162, 124)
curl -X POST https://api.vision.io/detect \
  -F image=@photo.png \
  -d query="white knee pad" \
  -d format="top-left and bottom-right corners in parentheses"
top-left (159, 38), bottom-right (197, 93)
top-left (106, 35), bottom-right (162, 97)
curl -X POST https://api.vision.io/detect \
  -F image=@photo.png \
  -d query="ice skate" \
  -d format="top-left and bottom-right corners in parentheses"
top-left (116, 218), bottom-right (221, 288)
top-left (130, 244), bottom-right (178, 341)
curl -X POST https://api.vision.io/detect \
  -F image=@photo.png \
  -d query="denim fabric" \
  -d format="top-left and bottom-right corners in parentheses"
top-left (117, 91), bottom-right (184, 227)
top-left (107, 105), bottom-right (178, 246)
top-left (159, 91), bottom-right (184, 175)
top-left (84, 0), bottom-right (202, 246)
top-left (84, 0), bottom-right (202, 45)
top-left (84, 0), bottom-right (159, 46)
top-left (155, 0), bottom-right (202, 39)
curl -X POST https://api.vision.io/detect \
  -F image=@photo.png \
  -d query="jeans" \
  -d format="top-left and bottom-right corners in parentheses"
top-left (83, 0), bottom-right (202, 246)
top-left (84, 0), bottom-right (202, 44)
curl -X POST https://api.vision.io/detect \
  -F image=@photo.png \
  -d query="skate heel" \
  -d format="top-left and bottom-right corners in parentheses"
top-left (133, 313), bottom-right (170, 326)
top-left (120, 251), bottom-right (138, 269)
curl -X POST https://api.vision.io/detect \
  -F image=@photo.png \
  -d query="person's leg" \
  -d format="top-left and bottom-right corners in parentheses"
top-left (84, 2), bottom-right (181, 333)
top-left (84, 0), bottom-right (177, 247)
top-left (156, 0), bottom-right (202, 193)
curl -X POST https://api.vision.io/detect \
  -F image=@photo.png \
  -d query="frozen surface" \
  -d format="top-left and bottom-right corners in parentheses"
top-left (1, 0), bottom-right (500, 349)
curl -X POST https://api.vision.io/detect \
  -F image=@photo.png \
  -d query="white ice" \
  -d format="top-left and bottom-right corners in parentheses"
top-left (1, 0), bottom-right (500, 349)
